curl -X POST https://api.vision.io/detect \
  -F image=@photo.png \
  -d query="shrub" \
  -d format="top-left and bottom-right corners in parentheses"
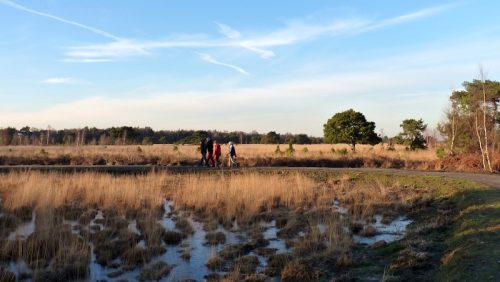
top-left (142, 137), bottom-right (153, 145)
top-left (275, 145), bottom-right (283, 156)
top-left (337, 148), bottom-right (348, 155)
top-left (436, 147), bottom-right (446, 159)
top-left (301, 147), bottom-right (309, 154)
top-left (286, 143), bottom-right (295, 157)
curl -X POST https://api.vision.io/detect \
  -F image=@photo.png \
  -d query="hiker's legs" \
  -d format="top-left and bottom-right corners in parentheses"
top-left (229, 155), bottom-right (237, 167)
top-left (207, 152), bottom-right (215, 167)
top-left (199, 153), bottom-right (207, 166)
top-left (215, 155), bottom-right (221, 167)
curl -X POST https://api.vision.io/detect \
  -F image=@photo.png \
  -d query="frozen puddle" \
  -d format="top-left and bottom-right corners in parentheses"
top-left (353, 215), bottom-right (412, 245)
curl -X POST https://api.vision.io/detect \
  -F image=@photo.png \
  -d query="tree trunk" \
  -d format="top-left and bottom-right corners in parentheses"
top-left (480, 68), bottom-right (493, 172)
top-left (475, 114), bottom-right (487, 170)
top-left (450, 112), bottom-right (456, 155)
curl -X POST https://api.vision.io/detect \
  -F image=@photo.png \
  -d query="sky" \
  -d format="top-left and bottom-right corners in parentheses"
top-left (1, 0), bottom-right (500, 137)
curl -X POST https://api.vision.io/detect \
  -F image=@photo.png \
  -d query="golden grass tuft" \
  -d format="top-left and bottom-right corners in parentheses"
top-left (172, 173), bottom-right (316, 222)
top-left (0, 172), bottom-right (169, 211)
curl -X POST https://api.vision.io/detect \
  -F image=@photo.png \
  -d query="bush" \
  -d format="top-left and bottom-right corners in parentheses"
top-left (337, 148), bottom-right (348, 155)
top-left (436, 147), bottom-right (446, 159)
top-left (142, 137), bottom-right (153, 145)
top-left (275, 145), bottom-right (283, 156)
top-left (301, 147), bottom-right (309, 154)
top-left (39, 148), bottom-right (49, 156)
top-left (286, 143), bottom-right (295, 157)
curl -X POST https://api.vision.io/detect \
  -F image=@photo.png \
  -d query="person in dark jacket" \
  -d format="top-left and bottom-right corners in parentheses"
top-left (228, 141), bottom-right (239, 167)
top-left (199, 138), bottom-right (207, 166)
top-left (206, 137), bottom-right (215, 167)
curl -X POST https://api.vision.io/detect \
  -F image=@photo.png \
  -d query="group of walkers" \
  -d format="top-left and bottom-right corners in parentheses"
top-left (199, 138), bottom-right (238, 167)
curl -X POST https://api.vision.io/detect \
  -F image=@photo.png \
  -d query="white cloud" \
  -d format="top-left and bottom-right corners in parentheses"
top-left (197, 52), bottom-right (249, 75)
top-left (3, 64), bottom-right (486, 136)
top-left (214, 22), bottom-right (241, 39)
top-left (41, 77), bottom-right (78, 84)
top-left (239, 42), bottom-right (275, 58)
top-left (61, 58), bottom-right (114, 63)
top-left (63, 4), bottom-right (453, 63)
top-left (6, 36), bottom-right (497, 135)
top-left (358, 4), bottom-right (455, 32)
top-left (0, 0), bottom-right (121, 40)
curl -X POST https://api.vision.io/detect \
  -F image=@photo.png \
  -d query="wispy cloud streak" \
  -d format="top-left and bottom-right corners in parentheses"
top-left (357, 4), bottom-right (455, 32)
top-left (41, 77), bottom-right (77, 84)
top-left (63, 4), bottom-right (453, 63)
top-left (197, 52), bottom-right (249, 75)
top-left (215, 21), bottom-right (241, 39)
top-left (0, 0), bottom-right (121, 40)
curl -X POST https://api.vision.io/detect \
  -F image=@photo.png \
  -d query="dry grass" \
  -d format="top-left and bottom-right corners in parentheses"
top-left (0, 171), bottom-right (432, 281)
top-left (0, 172), bottom-right (169, 211)
top-left (2, 144), bottom-right (498, 172)
top-left (0, 143), bottom-right (437, 165)
top-left (173, 173), bottom-right (317, 222)
top-left (0, 171), bottom-right (422, 222)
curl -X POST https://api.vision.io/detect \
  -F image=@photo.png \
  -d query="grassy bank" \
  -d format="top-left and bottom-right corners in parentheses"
top-left (334, 172), bottom-right (499, 281)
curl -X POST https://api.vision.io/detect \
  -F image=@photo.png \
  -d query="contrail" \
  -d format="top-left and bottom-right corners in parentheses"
top-left (0, 0), bottom-right (121, 41)
top-left (197, 52), bottom-right (249, 75)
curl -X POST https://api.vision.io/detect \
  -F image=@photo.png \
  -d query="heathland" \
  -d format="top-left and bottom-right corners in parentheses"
top-left (1, 144), bottom-right (499, 172)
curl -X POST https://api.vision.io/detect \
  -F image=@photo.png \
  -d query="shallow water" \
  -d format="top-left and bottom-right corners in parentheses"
top-left (353, 215), bottom-right (412, 245)
top-left (7, 210), bottom-right (36, 241)
top-left (262, 220), bottom-right (287, 253)
top-left (86, 201), bottom-right (248, 281)
top-left (2, 200), bottom-right (413, 281)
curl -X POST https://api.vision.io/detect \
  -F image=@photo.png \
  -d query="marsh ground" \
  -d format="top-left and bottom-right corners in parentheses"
top-left (0, 170), bottom-right (498, 281)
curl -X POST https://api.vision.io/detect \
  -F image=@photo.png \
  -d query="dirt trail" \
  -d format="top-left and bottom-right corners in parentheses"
top-left (0, 165), bottom-right (498, 188)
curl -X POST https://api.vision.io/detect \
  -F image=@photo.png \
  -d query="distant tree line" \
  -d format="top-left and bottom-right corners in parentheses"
top-left (0, 126), bottom-right (322, 146)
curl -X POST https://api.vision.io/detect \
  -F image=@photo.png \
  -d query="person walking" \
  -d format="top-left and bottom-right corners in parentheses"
top-left (199, 138), bottom-right (207, 166)
top-left (206, 137), bottom-right (215, 167)
top-left (213, 139), bottom-right (222, 167)
top-left (228, 141), bottom-right (238, 167)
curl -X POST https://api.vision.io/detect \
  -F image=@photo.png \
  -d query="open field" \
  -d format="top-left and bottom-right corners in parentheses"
top-left (2, 144), bottom-right (498, 172)
top-left (0, 170), bottom-right (497, 281)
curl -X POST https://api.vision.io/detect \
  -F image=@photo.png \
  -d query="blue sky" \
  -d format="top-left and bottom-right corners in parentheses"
top-left (1, 0), bottom-right (499, 136)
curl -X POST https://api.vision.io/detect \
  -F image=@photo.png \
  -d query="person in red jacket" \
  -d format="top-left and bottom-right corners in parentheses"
top-left (213, 139), bottom-right (222, 167)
